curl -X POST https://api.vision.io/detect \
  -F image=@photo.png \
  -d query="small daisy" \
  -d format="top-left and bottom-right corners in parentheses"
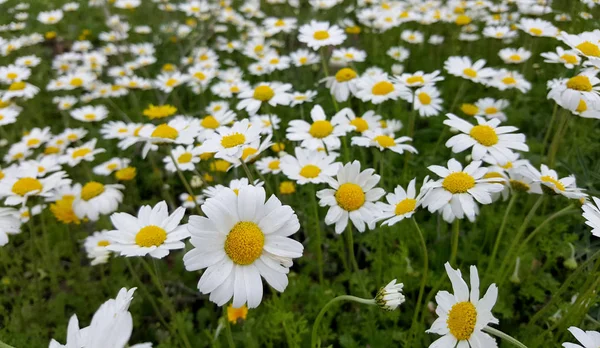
top-left (290, 49), bottom-right (320, 67)
top-left (183, 186), bottom-right (303, 308)
top-left (395, 70), bottom-right (444, 88)
top-left (561, 31), bottom-right (600, 62)
top-left (290, 90), bottom-right (317, 106)
top-left (444, 114), bottom-right (529, 163)
top-left (413, 85), bottom-right (443, 117)
top-left (401, 30), bottom-right (424, 44)
top-left (524, 164), bottom-right (587, 199)
top-left (373, 178), bottom-right (430, 227)
top-left (488, 69), bottom-right (532, 93)
top-left (474, 98), bottom-right (509, 121)
top-left (84, 230), bottom-right (112, 265)
top-left (0, 169), bottom-right (70, 206)
top-left (136, 119), bottom-right (200, 158)
top-left (179, 193), bottom-right (204, 209)
top-left (256, 156), bottom-right (282, 175)
top-left (498, 47), bottom-right (532, 64)
top-left (70, 105), bottom-right (109, 122)
top-left (351, 130), bottom-right (417, 155)
top-left (286, 105), bottom-right (353, 150)
top-left (280, 147), bottom-right (341, 185)
top-left (387, 46), bottom-right (410, 62)
top-left (426, 262), bottom-right (499, 348)
top-left (0, 107), bottom-right (19, 126)
top-left (517, 18), bottom-right (558, 37)
top-left (73, 181), bottom-right (124, 221)
top-left (198, 119), bottom-right (262, 161)
top-left (444, 56), bottom-right (495, 85)
top-left (164, 145), bottom-right (202, 172)
top-left (155, 72), bottom-right (189, 93)
top-left (107, 201), bottom-right (189, 259)
top-left (2, 81), bottom-right (40, 101)
top-left (316, 161), bottom-right (385, 233)
top-left (236, 82), bottom-right (292, 115)
top-left (421, 159), bottom-right (504, 222)
top-left (355, 73), bottom-right (411, 104)
top-left (541, 47), bottom-right (581, 69)
top-left (335, 109), bottom-right (382, 134)
top-left (321, 67), bottom-right (359, 102)
top-left (582, 197), bottom-right (600, 238)
top-left (93, 158), bottom-right (131, 176)
top-left (298, 20), bottom-right (346, 50)
top-left (0, 207), bottom-right (21, 246)
top-left (547, 73), bottom-right (600, 113)
top-left (202, 178), bottom-right (264, 198)
top-left (60, 139), bottom-right (106, 167)
top-left (197, 109), bottom-right (237, 141)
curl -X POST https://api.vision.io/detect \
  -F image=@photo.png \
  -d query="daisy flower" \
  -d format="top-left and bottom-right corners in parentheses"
top-left (73, 181), bottom-right (124, 221)
top-left (256, 156), bottom-right (282, 175)
top-left (197, 109), bottom-right (237, 141)
top-left (394, 70), bottom-right (444, 88)
top-left (421, 159), bottom-right (504, 222)
top-left (136, 118), bottom-right (200, 158)
top-left (331, 47), bottom-right (367, 66)
top-left (517, 18), bottom-right (558, 37)
top-left (547, 73), bottom-right (600, 113)
top-left (286, 105), bottom-right (353, 151)
top-left (0, 107), bottom-right (19, 126)
top-left (498, 47), bottom-right (532, 64)
top-left (154, 72), bottom-right (189, 93)
top-left (488, 69), bottom-right (532, 93)
top-left (474, 98), bottom-right (509, 121)
top-left (280, 147), bottom-right (341, 185)
top-left (444, 56), bottom-right (495, 85)
top-left (524, 164), bottom-right (587, 199)
top-left (351, 130), bottom-right (417, 155)
top-left (582, 197), bottom-right (600, 238)
top-left (373, 178), bottom-right (429, 227)
top-left (561, 31), bottom-right (600, 62)
top-left (202, 178), bottom-right (264, 198)
top-left (60, 139), bottom-right (106, 167)
top-left (316, 161), bottom-right (385, 233)
top-left (37, 10), bottom-right (64, 24)
top-left (0, 169), bottom-right (70, 206)
top-left (375, 279), bottom-right (406, 311)
top-left (321, 67), bottom-right (359, 102)
top-left (179, 192), bottom-right (204, 209)
top-left (164, 145), bottom-right (202, 172)
top-left (183, 186), bottom-right (303, 308)
top-left (84, 230), bottom-right (112, 265)
top-left (290, 49), bottom-right (320, 67)
top-left (236, 82), bottom-right (292, 115)
top-left (2, 81), bottom-right (39, 101)
top-left (70, 105), bottom-right (109, 122)
top-left (250, 114), bottom-right (280, 135)
top-left (93, 158), bottom-right (131, 176)
top-left (335, 109), bottom-right (382, 134)
top-left (290, 90), bottom-right (317, 106)
top-left (198, 119), bottom-right (262, 160)
top-left (0, 207), bottom-right (21, 246)
top-left (444, 114), bottom-right (529, 163)
top-left (541, 47), bottom-right (581, 69)
top-left (413, 85), bottom-right (443, 117)
top-left (107, 201), bottom-right (189, 259)
top-left (426, 262), bottom-right (499, 348)
top-left (482, 26), bottom-right (518, 40)
top-left (298, 20), bottom-right (346, 50)
top-left (355, 73), bottom-right (411, 104)
top-left (563, 327), bottom-right (600, 348)
top-left (387, 46), bottom-right (410, 62)
top-left (0, 64), bottom-right (31, 83)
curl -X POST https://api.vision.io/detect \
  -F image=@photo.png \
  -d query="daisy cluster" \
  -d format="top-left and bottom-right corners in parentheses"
top-left (0, 0), bottom-right (599, 347)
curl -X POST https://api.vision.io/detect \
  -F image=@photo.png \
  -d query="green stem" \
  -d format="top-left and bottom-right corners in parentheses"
top-left (449, 220), bottom-right (460, 267)
top-left (311, 295), bottom-right (376, 348)
top-left (168, 149), bottom-right (202, 216)
top-left (409, 218), bottom-right (429, 338)
top-left (542, 102), bottom-right (558, 154)
top-left (310, 185), bottom-right (324, 285)
top-left (547, 110), bottom-right (569, 167)
top-left (0, 340), bottom-right (15, 348)
top-left (487, 194), bottom-right (518, 275)
top-left (483, 327), bottom-right (528, 348)
top-left (224, 307), bottom-right (236, 348)
top-left (345, 224), bottom-right (368, 296)
top-left (240, 160), bottom-right (255, 182)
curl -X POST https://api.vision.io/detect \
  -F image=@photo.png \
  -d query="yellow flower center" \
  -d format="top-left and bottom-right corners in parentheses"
top-left (374, 135), bottom-right (395, 148)
top-left (268, 160), bottom-right (280, 170)
top-left (227, 304), bottom-right (248, 323)
top-left (299, 57), bottom-right (308, 64)
top-left (253, 85), bottom-right (275, 101)
top-left (72, 148), bottom-right (92, 159)
top-left (8, 82), bottom-right (26, 91)
top-left (50, 196), bottom-right (80, 225)
top-left (115, 167), bottom-right (136, 181)
top-left (26, 138), bottom-right (40, 147)
top-left (406, 76), bottom-right (425, 85)
top-left (165, 78), bottom-right (178, 87)
top-left (70, 78), bottom-right (83, 87)
top-left (484, 107), bottom-right (498, 114)
top-left (418, 92), bottom-right (431, 105)
top-left (560, 54), bottom-right (578, 64)
top-left (502, 76), bottom-right (517, 85)
top-left (309, 120), bottom-right (334, 138)
top-left (529, 28), bottom-right (543, 36)
top-left (135, 225), bottom-right (167, 247)
top-left (241, 147), bottom-right (258, 161)
top-left (84, 113), bottom-right (96, 120)
top-left (201, 115), bottom-right (220, 129)
top-left (346, 26), bottom-right (361, 34)
top-left (299, 164), bottom-right (321, 178)
top-left (350, 118), bottom-right (369, 132)
top-left (484, 172), bottom-right (505, 183)
top-left (372, 81), bottom-right (394, 95)
top-left (107, 163), bottom-right (118, 170)
top-left (97, 240), bottom-right (110, 247)
top-left (221, 133), bottom-right (246, 148)
top-left (81, 182), bottom-right (105, 201)
top-left (469, 125), bottom-right (498, 146)
top-left (151, 124), bottom-right (179, 140)
top-left (224, 222), bottom-right (264, 265)
top-left (566, 75), bottom-right (593, 92)
top-left (455, 15), bottom-right (471, 25)
top-left (463, 68), bottom-right (477, 78)
top-left (45, 146), bottom-right (60, 155)
top-left (275, 19), bottom-right (285, 27)
top-left (510, 179), bottom-right (530, 192)
top-left (395, 198), bottom-right (416, 215)
top-left (178, 152), bottom-right (193, 163)
top-left (461, 104), bottom-right (479, 116)
top-left (313, 30), bottom-right (330, 40)
top-left (577, 99), bottom-right (587, 113)
top-left (335, 183), bottom-right (366, 211)
top-left (509, 54), bottom-right (521, 61)
top-left (443, 172), bottom-right (475, 194)
top-left (576, 41), bottom-right (600, 57)
top-left (447, 301), bottom-right (477, 340)
top-left (194, 72), bottom-right (206, 80)
top-left (335, 68), bottom-right (357, 82)
top-left (12, 177), bottom-right (43, 196)
top-left (6, 72), bottom-right (17, 79)
top-left (280, 181), bottom-right (295, 194)
top-left (541, 175), bottom-right (565, 191)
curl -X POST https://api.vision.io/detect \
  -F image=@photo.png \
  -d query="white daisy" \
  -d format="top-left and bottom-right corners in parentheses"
top-left (355, 72), bottom-right (412, 104)
top-left (351, 130), bottom-right (417, 155)
top-left (373, 178), bottom-right (430, 227)
top-left (236, 82), bottom-right (292, 115)
top-left (73, 181), bottom-right (124, 221)
top-left (563, 327), bottom-right (600, 348)
top-left (286, 105), bottom-right (353, 151)
top-left (84, 230), bottom-right (112, 265)
top-left (280, 147), bottom-right (341, 185)
top-left (444, 56), bottom-right (496, 85)
top-left (298, 20), bottom-right (346, 50)
top-left (321, 67), bottom-right (359, 102)
top-left (0, 207), bottom-right (21, 246)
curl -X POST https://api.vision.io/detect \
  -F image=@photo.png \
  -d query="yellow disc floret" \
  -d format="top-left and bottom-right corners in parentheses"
top-left (350, 118), bottom-right (369, 132)
top-left (335, 68), bottom-right (357, 82)
top-left (335, 183), bottom-right (366, 211)
top-left (443, 172), bottom-right (476, 194)
top-left (201, 115), bottom-right (220, 129)
top-left (313, 30), bottom-right (330, 40)
top-left (309, 120), bottom-right (334, 138)
top-left (447, 301), bottom-right (477, 340)
top-left (151, 124), bottom-right (179, 140)
top-left (135, 225), bottom-right (167, 247)
top-left (374, 135), bottom-right (395, 148)
top-left (81, 182), bottom-right (105, 201)
top-left (566, 75), bottom-right (593, 92)
top-left (253, 85), bottom-right (275, 101)
top-left (224, 222), bottom-right (265, 265)
top-left (12, 177), bottom-right (43, 196)
top-left (299, 164), bottom-right (321, 179)
top-left (221, 133), bottom-right (246, 148)
top-left (395, 198), bottom-right (417, 215)
top-left (371, 81), bottom-right (394, 95)
top-left (469, 125), bottom-right (498, 146)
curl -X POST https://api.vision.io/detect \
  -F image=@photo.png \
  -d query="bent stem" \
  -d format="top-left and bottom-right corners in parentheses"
top-left (345, 224), bottom-right (368, 296)
top-left (240, 159), bottom-right (255, 182)
top-left (310, 185), bottom-right (324, 285)
top-left (168, 149), bottom-right (202, 216)
top-left (483, 327), bottom-right (528, 348)
top-left (486, 193), bottom-right (518, 275)
top-left (311, 295), bottom-right (376, 348)
top-left (0, 340), bottom-right (15, 348)
top-left (409, 218), bottom-right (429, 339)
top-left (449, 220), bottom-right (460, 267)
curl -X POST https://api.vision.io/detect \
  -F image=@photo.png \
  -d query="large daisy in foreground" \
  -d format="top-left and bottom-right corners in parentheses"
top-left (183, 186), bottom-right (303, 308)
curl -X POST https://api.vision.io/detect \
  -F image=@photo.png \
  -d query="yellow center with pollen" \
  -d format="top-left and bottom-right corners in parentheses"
top-left (395, 198), bottom-right (416, 215)
top-left (502, 76), bottom-right (516, 85)
top-left (253, 85), bottom-right (274, 101)
top-left (350, 118), bottom-right (369, 132)
top-left (135, 225), bottom-right (167, 247)
top-left (194, 72), bottom-right (206, 80)
top-left (201, 115), bottom-right (220, 129)
top-left (165, 78), bottom-right (178, 87)
top-left (309, 120), bottom-right (334, 138)
top-left (484, 107), bottom-right (498, 115)
top-left (224, 222), bottom-right (264, 265)
top-left (463, 68), bottom-right (477, 78)
top-left (84, 113), bottom-right (96, 120)
top-left (97, 240), bottom-right (110, 247)
top-left (70, 78), bottom-right (83, 87)
top-left (151, 124), bottom-right (179, 140)
top-left (12, 177), bottom-right (43, 196)
top-left (221, 133), bottom-right (246, 148)
top-left (335, 68), bottom-right (357, 82)
top-left (335, 183), bottom-right (365, 211)
top-left (443, 172), bottom-right (475, 194)
top-left (461, 104), bottom-right (479, 116)
top-left (470, 125), bottom-right (498, 146)
top-left (81, 182), bottom-right (105, 201)
top-left (576, 41), bottom-right (600, 57)
top-left (566, 75), bottom-right (593, 92)
top-left (275, 19), bottom-right (285, 27)
top-left (560, 54), bottom-right (578, 64)
top-left (529, 28), bottom-right (542, 36)
top-left (372, 81), bottom-right (394, 95)
top-left (313, 30), bottom-right (330, 40)
top-left (178, 153), bottom-right (193, 163)
top-left (541, 175), bottom-right (565, 191)
top-left (6, 72), bottom-right (17, 79)
top-left (418, 92), bottom-right (431, 105)
top-left (9, 82), bottom-right (26, 91)
top-left (509, 54), bottom-right (521, 61)
top-left (406, 76), bottom-right (425, 85)
top-left (447, 301), bottom-right (477, 340)
top-left (268, 160), bottom-right (280, 170)
top-left (299, 164), bottom-right (321, 178)
top-left (72, 148), bottom-right (92, 158)
top-left (107, 163), bottom-right (118, 170)
top-left (26, 138), bottom-right (40, 147)
top-left (374, 135), bottom-right (395, 148)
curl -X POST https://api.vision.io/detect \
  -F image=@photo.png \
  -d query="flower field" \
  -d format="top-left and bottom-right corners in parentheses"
top-left (1, 0), bottom-right (600, 347)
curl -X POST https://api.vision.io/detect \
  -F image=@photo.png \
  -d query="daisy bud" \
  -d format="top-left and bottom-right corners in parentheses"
top-left (375, 279), bottom-right (405, 311)
top-left (563, 243), bottom-right (578, 270)
top-left (510, 257), bottom-right (521, 284)
top-left (0, 139), bottom-right (7, 147)
top-left (190, 175), bottom-right (203, 188)
top-left (392, 64), bottom-right (404, 75)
